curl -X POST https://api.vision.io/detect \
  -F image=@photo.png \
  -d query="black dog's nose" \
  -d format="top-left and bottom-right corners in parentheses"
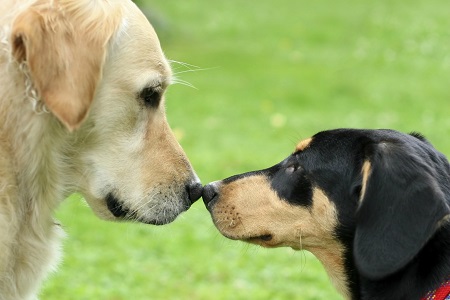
top-left (187, 182), bottom-right (203, 203)
top-left (202, 183), bottom-right (219, 207)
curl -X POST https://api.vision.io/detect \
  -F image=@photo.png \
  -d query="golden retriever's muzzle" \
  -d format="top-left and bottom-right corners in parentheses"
top-left (106, 182), bottom-right (203, 225)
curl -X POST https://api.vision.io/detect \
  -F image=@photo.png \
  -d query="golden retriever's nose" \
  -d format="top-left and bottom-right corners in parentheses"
top-left (187, 182), bottom-right (203, 203)
top-left (202, 182), bottom-right (219, 209)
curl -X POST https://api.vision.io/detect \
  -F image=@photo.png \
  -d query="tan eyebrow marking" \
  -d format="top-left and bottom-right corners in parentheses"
top-left (295, 137), bottom-right (312, 152)
top-left (360, 160), bottom-right (372, 203)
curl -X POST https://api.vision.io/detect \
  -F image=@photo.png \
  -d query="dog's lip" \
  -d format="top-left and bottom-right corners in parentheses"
top-left (106, 193), bottom-right (129, 218)
top-left (245, 234), bottom-right (273, 242)
top-left (246, 235), bottom-right (282, 248)
top-left (105, 192), bottom-right (191, 225)
top-left (222, 232), bottom-right (278, 247)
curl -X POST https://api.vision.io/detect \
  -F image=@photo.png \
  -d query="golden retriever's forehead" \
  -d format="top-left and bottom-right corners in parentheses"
top-left (115, 21), bottom-right (170, 70)
top-left (295, 137), bottom-right (312, 152)
top-left (135, 69), bottom-right (171, 92)
top-left (108, 4), bottom-right (172, 91)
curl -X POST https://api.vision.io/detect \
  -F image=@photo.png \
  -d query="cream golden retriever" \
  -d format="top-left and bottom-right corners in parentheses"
top-left (0, 0), bottom-right (202, 299)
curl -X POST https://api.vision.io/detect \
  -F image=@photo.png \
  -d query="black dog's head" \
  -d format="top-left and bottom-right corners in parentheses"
top-left (203, 129), bottom-right (450, 298)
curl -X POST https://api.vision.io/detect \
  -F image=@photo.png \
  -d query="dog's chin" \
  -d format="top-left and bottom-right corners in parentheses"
top-left (85, 194), bottom-right (190, 225)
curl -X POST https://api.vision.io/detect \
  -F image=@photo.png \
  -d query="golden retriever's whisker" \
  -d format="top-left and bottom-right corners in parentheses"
top-left (172, 67), bottom-right (216, 75)
top-left (132, 197), bottom-right (156, 213)
top-left (129, 187), bottom-right (173, 216)
top-left (170, 65), bottom-right (199, 72)
top-left (130, 193), bottom-right (158, 213)
top-left (168, 59), bottom-right (202, 70)
top-left (171, 78), bottom-right (198, 90)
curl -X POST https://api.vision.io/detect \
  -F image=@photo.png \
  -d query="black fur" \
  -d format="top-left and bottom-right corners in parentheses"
top-left (306, 129), bottom-right (450, 299)
top-left (206, 128), bottom-right (450, 300)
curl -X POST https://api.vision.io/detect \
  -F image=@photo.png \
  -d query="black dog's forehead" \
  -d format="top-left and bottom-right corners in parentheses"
top-left (296, 128), bottom-right (435, 168)
top-left (305, 128), bottom-right (401, 154)
top-left (306, 128), bottom-right (430, 152)
top-left (291, 129), bottom-right (377, 178)
top-left (221, 128), bottom-right (438, 208)
top-left (296, 128), bottom-right (437, 182)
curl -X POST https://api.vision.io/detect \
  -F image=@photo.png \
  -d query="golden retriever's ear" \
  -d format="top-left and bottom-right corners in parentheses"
top-left (11, 2), bottom-right (119, 131)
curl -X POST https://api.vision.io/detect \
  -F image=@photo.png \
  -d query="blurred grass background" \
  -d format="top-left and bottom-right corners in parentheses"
top-left (42, 0), bottom-right (450, 299)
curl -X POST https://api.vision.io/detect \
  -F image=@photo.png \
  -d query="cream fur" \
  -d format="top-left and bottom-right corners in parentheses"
top-left (0, 1), bottom-right (199, 299)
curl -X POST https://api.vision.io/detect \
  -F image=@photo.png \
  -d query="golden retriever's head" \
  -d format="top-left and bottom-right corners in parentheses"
top-left (10, 0), bottom-right (202, 225)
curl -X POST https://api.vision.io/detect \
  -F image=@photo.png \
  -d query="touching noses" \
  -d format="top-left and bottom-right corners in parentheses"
top-left (187, 181), bottom-right (203, 204)
top-left (201, 182), bottom-right (220, 208)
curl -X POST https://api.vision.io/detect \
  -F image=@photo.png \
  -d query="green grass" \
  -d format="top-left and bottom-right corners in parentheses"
top-left (42, 0), bottom-right (450, 299)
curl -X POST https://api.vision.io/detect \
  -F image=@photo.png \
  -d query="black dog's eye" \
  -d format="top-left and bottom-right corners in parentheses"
top-left (286, 164), bottom-right (299, 174)
top-left (139, 87), bottom-right (161, 108)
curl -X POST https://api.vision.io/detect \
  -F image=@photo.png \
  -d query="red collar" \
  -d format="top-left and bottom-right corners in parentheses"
top-left (422, 280), bottom-right (450, 300)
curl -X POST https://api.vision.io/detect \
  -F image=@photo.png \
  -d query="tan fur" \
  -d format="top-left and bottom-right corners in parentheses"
top-left (11, 0), bottom-right (122, 131)
top-left (0, 1), bottom-right (199, 299)
top-left (360, 160), bottom-right (372, 203)
top-left (295, 137), bottom-right (312, 152)
top-left (210, 177), bottom-right (349, 298)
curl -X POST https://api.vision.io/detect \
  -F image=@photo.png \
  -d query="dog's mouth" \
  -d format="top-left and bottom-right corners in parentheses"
top-left (247, 234), bottom-right (287, 248)
top-left (106, 193), bottom-right (129, 218)
top-left (221, 232), bottom-right (279, 247)
top-left (245, 234), bottom-right (273, 242)
top-left (105, 192), bottom-right (189, 225)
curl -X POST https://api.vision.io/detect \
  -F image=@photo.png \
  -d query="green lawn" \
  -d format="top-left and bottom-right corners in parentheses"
top-left (42, 0), bottom-right (450, 299)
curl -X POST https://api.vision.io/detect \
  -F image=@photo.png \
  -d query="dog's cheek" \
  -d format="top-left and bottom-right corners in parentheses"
top-left (270, 170), bottom-right (313, 207)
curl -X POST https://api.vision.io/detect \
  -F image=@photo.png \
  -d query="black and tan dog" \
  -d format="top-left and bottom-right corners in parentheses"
top-left (202, 129), bottom-right (450, 300)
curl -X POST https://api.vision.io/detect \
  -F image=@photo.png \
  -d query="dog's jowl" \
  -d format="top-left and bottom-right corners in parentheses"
top-left (0, 0), bottom-right (202, 299)
top-left (203, 129), bottom-right (450, 300)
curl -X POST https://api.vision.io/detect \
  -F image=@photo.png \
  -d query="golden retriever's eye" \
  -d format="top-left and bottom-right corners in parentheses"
top-left (139, 87), bottom-right (161, 108)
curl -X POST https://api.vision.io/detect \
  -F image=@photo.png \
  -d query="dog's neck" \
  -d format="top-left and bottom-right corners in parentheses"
top-left (0, 55), bottom-right (67, 298)
top-left (310, 245), bottom-right (351, 299)
top-left (0, 46), bottom-right (70, 216)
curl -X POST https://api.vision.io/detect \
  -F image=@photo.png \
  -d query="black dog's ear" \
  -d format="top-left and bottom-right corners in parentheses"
top-left (354, 141), bottom-right (450, 280)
